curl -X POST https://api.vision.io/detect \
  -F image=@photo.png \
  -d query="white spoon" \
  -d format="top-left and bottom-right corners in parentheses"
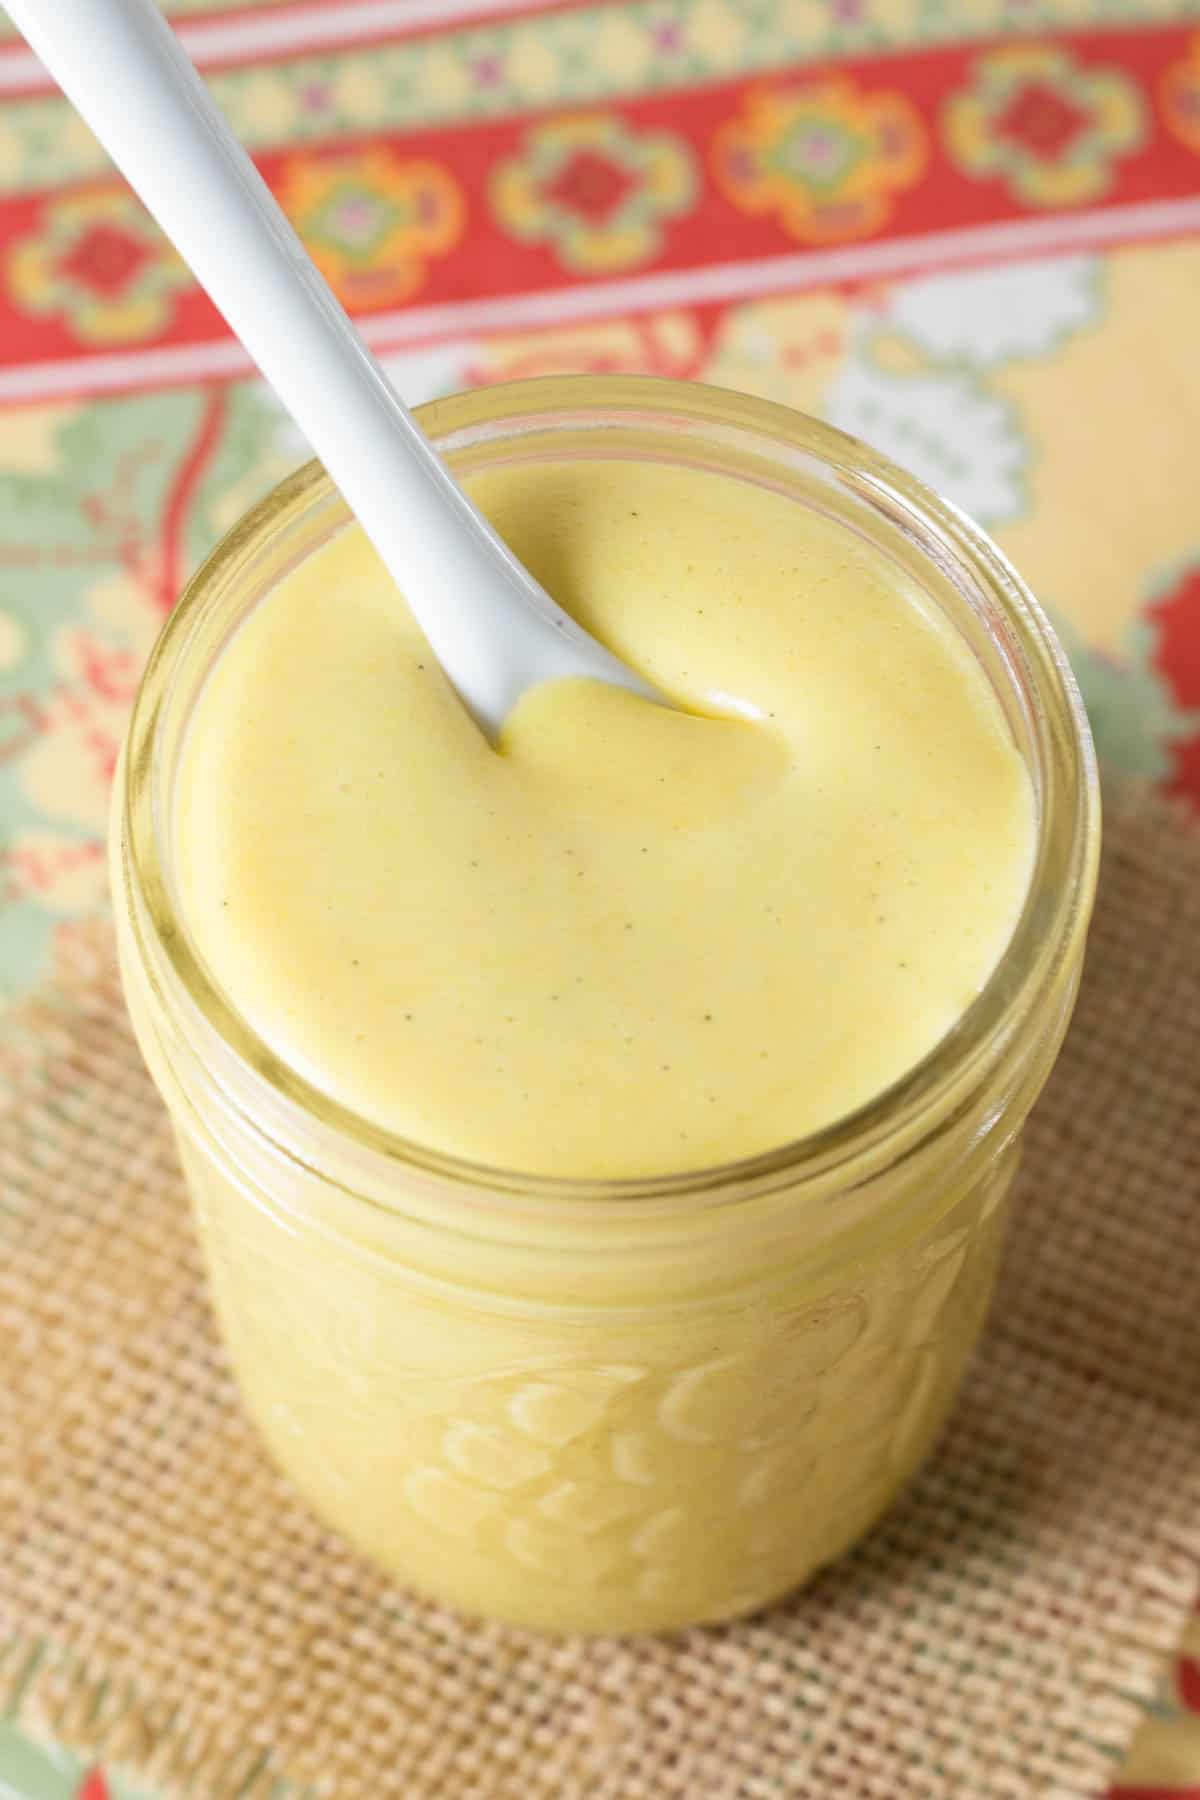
top-left (7, 0), bottom-right (658, 735)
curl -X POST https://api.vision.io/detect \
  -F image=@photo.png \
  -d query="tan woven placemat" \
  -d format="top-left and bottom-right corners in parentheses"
top-left (1, 784), bottom-right (1198, 1800)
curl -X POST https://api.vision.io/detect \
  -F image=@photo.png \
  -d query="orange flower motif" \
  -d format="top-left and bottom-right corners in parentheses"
top-left (713, 81), bottom-right (927, 243)
top-left (279, 146), bottom-right (464, 311)
top-left (1162, 33), bottom-right (1200, 156)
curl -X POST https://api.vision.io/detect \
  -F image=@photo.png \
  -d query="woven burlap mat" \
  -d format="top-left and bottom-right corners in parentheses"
top-left (1, 784), bottom-right (1198, 1800)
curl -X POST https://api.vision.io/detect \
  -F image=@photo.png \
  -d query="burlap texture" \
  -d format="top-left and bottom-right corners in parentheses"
top-left (1, 785), bottom-right (1198, 1800)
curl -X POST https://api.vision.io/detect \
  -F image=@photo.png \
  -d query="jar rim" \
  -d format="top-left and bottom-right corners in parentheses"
top-left (118, 373), bottom-right (1100, 1210)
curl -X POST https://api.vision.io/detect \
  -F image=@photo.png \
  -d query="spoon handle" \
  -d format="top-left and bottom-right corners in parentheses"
top-left (8, 0), bottom-right (650, 730)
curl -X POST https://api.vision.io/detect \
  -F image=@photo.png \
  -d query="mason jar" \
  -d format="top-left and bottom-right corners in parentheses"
top-left (110, 376), bottom-right (1099, 1635)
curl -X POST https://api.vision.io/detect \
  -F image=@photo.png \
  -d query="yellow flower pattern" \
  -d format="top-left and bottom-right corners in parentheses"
top-left (7, 190), bottom-right (192, 345)
top-left (491, 114), bottom-right (696, 273)
top-left (944, 45), bottom-right (1146, 207)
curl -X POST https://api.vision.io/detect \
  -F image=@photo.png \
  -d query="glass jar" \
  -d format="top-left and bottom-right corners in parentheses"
top-left (110, 376), bottom-right (1099, 1635)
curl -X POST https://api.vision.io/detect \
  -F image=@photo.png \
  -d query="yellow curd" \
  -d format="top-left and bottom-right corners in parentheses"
top-left (176, 459), bottom-right (1033, 1177)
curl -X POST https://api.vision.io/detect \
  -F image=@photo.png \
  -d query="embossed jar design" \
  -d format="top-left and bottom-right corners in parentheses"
top-left (111, 377), bottom-right (1099, 1634)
